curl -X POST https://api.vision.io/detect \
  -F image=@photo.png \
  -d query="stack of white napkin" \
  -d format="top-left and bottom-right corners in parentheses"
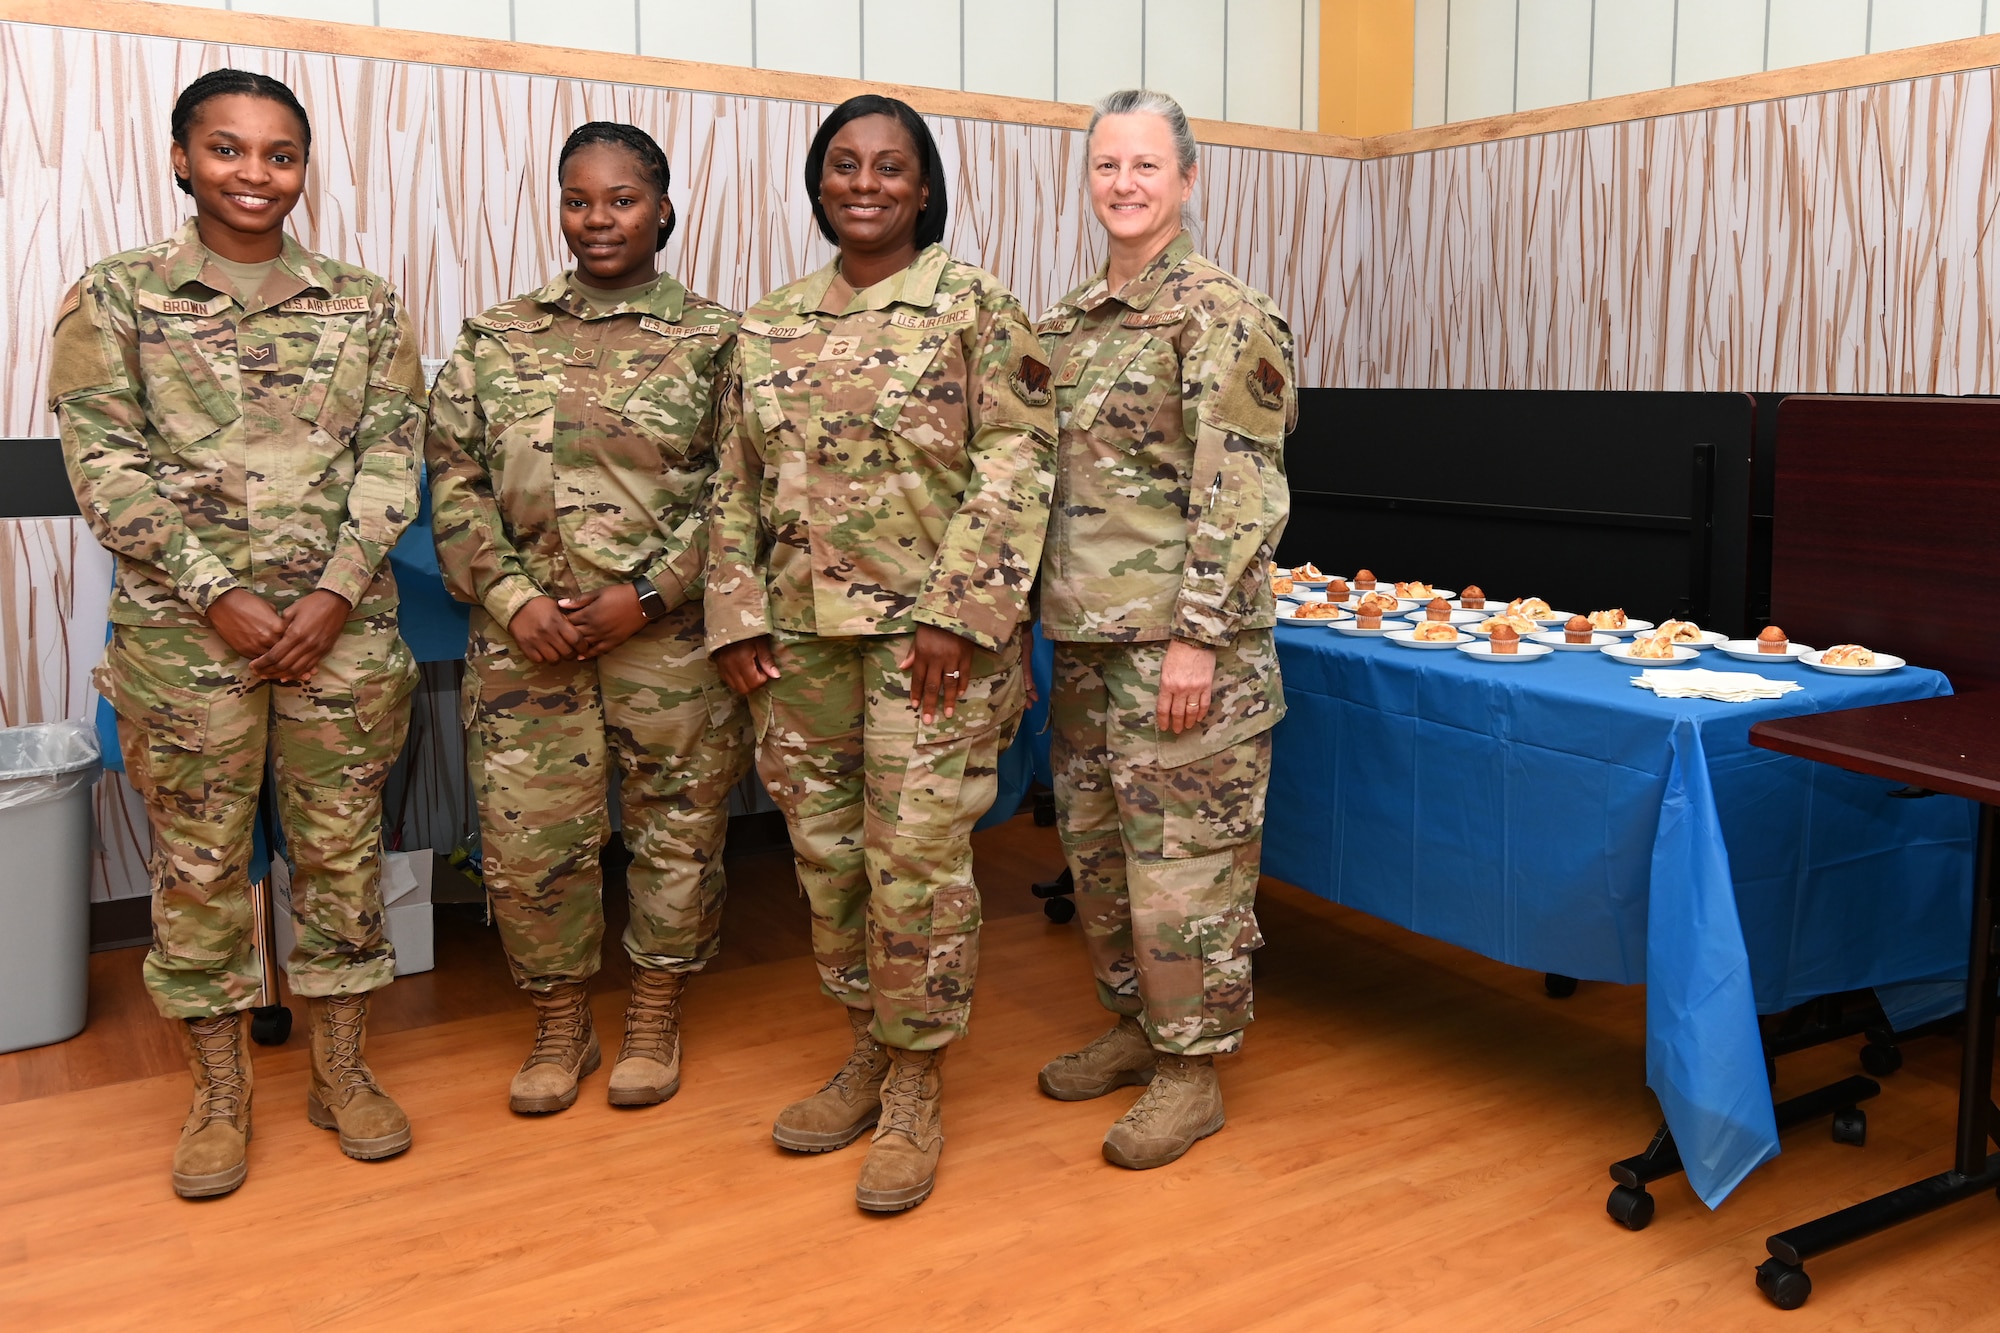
top-left (1629, 668), bottom-right (1804, 702)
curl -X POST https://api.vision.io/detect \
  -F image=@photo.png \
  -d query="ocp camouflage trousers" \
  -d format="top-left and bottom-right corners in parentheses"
top-left (753, 628), bottom-right (1024, 1051)
top-left (1049, 633), bottom-right (1283, 1055)
top-left (97, 614), bottom-right (416, 1020)
top-left (463, 608), bottom-right (753, 991)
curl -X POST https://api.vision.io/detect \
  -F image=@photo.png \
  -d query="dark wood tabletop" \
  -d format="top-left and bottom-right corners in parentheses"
top-left (1749, 694), bottom-right (2000, 805)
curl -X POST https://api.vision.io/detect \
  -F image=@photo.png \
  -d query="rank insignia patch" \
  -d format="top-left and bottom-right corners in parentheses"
top-left (1010, 355), bottom-right (1053, 407)
top-left (1246, 357), bottom-right (1286, 411)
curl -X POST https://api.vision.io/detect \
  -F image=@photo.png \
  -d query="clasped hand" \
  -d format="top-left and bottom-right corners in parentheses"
top-left (714, 623), bottom-right (976, 725)
top-left (209, 587), bottom-right (349, 682)
top-left (509, 586), bottom-right (648, 665)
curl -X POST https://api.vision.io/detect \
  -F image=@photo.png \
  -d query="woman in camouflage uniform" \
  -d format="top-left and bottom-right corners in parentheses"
top-left (1033, 90), bottom-right (1296, 1170)
top-left (50, 70), bottom-right (428, 1198)
top-left (706, 95), bottom-right (1055, 1212)
top-left (426, 123), bottom-right (752, 1116)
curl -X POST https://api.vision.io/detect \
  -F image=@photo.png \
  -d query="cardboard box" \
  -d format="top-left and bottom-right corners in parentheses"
top-left (271, 849), bottom-right (435, 977)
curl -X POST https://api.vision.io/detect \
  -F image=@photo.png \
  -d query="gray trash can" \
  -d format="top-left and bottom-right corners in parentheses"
top-left (0, 720), bottom-right (101, 1054)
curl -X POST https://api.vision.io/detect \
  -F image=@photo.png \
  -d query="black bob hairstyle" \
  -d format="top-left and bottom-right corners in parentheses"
top-left (558, 121), bottom-right (677, 251)
top-left (171, 68), bottom-right (313, 196)
top-left (804, 95), bottom-right (948, 250)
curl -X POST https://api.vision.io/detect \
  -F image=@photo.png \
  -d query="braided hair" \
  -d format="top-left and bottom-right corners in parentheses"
top-left (170, 69), bottom-right (312, 196)
top-left (558, 122), bottom-right (676, 251)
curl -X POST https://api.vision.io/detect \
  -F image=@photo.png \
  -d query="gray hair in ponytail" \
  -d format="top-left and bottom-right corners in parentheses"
top-left (1086, 88), bottom-right (1199, 175)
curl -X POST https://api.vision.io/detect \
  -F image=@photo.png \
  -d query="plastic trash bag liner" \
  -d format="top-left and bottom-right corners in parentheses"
top-left (0, 720), bottom-right (102, 811)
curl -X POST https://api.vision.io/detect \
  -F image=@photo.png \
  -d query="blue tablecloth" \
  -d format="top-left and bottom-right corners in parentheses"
top-left (1262, 625), bottom-right (1979, 1207)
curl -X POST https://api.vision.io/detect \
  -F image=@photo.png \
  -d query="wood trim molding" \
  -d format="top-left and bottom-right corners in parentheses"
top-left (7, 0), bottom-right (2000, 161)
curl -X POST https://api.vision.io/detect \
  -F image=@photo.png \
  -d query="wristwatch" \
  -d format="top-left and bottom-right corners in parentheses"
top-left (632, 576), bottom-right (668, 623)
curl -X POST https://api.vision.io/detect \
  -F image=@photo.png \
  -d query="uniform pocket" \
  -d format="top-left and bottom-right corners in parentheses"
top-left (923, 881), bottom-right (982, 1013)
top-left (1193, 897), bottom-right (1263, 1029)
top-left (615, 342), bottom-right (721, 459)
top-left (1156, 727), bottom-right (1273, 859)
top-left (351, 638), bottom-right (418, 735)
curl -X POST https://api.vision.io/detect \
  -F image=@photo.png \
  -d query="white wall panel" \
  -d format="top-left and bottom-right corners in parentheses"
top-left (639, 0), bottom-right (754, 66)
top-left (862, 0), bottom-right (961, 88)
top-left (516, 0), bottom-right (638, 54)
top-left (965, 0), bottom-right (1055, 100)
top-left (1589, 0), bottom-right (1673, 98)
top-left (234, 0), bottom-right (376, 22)
top-left (1226, 0), bottom-right (1303, 129)
top-left (1767, 0), bottom-right (1867, 68)
top-left (1300, 0), bottom-right (1318, 130)
top-left (1869, 0), bottom-right (1983, 52)
top-left (1146, 0), bottom-right (1227, 122)
top-left (1057, 0), bottom-right (1144, 107)
top-left (379, 0), bottom-right (511, 41)
top-left (1515, 0), bottom-right (1590, 111)
top-left (1674, 0), bottom-right (1765, 85)
top-left (1413, 0), bottom-right (1449, 126)
top-left (758, 0), bottom-right (862, 78)
top-left (1445, 0), bottom-right (1517, 122)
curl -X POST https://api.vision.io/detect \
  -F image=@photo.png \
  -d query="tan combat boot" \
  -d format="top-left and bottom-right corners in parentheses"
top-left (306, 994), bottom-right (412, 1161)
top-left (772, 1007), bottom-right (890, 1152)
top-left (1037, 1015), bottom-right (1156, 1101)
top-left (171, 1011), bottom-right (254, 1199)
top-left (1101, 1051), bottom-right (1224, 1170)
top-left (854, 1046), bottom-right (945, 1213)
top-left (509, 980), bottom-right (600, 1114)
top-left (607, 968), bottom-right (684, 1107)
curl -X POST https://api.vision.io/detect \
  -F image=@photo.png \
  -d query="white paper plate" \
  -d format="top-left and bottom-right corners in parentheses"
top-left (1289, 578), bottom-right (1330, 589)
top-left (1464, 619), bottom-right (1538, 638)
top-left (1450, 600), bottom-right (1498, 613)
top-left (1277, 606), bottom-right (1351, 626)
top-left (1801, 649), bottom-right (1907, 675)
top-left (1387, 627), bottom-right (1470, 650)
top-left (1456, 640), bottom-right (1553, 663)
top-left (1600, 642), bottom-right (1701, 664)
top-left (1280, 589), bottom-right (1327, 603)
top-left (1333, 618), bottom-right (1409, 637)
top-left (1715, 640), bottom-right (1811, 662)
top-left (1530, 630), bottom-right (1621, 652)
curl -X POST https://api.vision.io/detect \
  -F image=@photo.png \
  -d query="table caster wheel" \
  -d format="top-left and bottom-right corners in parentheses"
top-left (1756, 1258), bottom-right (1811, 1309)
top-left (1830, 1107), bottom-right (1867, 1146)
top-left (250, 1003), bottom-right (292, 1046)
top-left (1606, 1184), bottom-right (1655, 1230)
top-left (1860, 1041), bottom-right (1902, 1076)
top-left (1044, 896), bottom-right (1077, 924)
top-left (1544, 973), bottom-right (1578, 999)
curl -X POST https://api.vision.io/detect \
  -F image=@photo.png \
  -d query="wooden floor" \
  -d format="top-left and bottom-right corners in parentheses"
top-left (5, 813), bottom-right (1999, 1330)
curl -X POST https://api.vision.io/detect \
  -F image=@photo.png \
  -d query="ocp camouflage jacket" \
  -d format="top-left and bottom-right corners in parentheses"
top-left (48, 220), bottom-right (426, 626)
top-left (1034, 231), bottom-right (1296, 646)
top-left (704, 244), bottom-right (1056, 654)
top-left (424, 271), bottom-right (734, 640)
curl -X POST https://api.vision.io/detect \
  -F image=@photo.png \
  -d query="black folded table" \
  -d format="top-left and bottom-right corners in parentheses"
top-left (1747, 693), bottom-right (2000, 1310)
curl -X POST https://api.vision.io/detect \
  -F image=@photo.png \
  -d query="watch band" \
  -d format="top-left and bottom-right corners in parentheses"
top-left (633, 576), bottom-right (667, 622)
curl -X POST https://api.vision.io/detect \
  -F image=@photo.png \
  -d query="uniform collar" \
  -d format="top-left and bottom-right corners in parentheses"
top-left (162, 219), bottom-right (332, 307)
top-left (803, 243), bottom-right (951, 315)
top-left (535, 269), bottom-right (691, 321)
top-left (1071, 230), bottom-right (1194, 314)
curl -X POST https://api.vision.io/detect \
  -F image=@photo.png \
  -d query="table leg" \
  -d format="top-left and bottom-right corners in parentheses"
top-left (1757, 805), bottom-right (2000, 1309)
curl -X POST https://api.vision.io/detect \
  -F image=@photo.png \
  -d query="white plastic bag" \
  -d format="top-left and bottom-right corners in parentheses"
top-left (0, 720), bottom-right (102, 811)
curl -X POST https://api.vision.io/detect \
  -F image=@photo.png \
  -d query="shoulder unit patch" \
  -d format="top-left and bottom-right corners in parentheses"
top-left (1246, 356), bottom-right (1286, 411)
top-left (1010, 355), bottom-right (1053, 407)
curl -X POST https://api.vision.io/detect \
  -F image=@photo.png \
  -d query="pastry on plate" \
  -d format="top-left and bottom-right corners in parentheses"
top-left (1819, 644), bottom-right (1878, 667)
top-left (1478, 612), bottom-right (1536, 635)
top-left (1294, 600), bottom-right (1345, 619)
top-left (1508, 597), bottom-right (1554, 619)
top-left (1627, 633), bottom-right (1680, 659)
top-left (1396, 580), bottom-right (1437, 598)
top-left (1411, 620), bottom-right (1459, 643)
top-left (1757, 625), bottom-right (1789, 654)
top-left (1355, 592), bottom-right (1397, 627)
top-left (1460, 585), bottom-right (1486, 609)
top-left (1587, 608), bottom-right (1627, 630)
top-left (1489, 624), bottom-right (1520, 655)
top-left (1354, 568), bottom-right (1378, 589)
top-left (1564, 615), bottom-right (1593, 645)
top-left (1290, 561), bottom-right (1326, 580)
top-left (1655, 619), bottom-right (1703, 643)
top-left (1271, 572), bottom-right (1294, 595)
top-left (1327, 577), bottom-right (1351, 601)
top-left (1424, 597), bottom-right (1451, 622)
